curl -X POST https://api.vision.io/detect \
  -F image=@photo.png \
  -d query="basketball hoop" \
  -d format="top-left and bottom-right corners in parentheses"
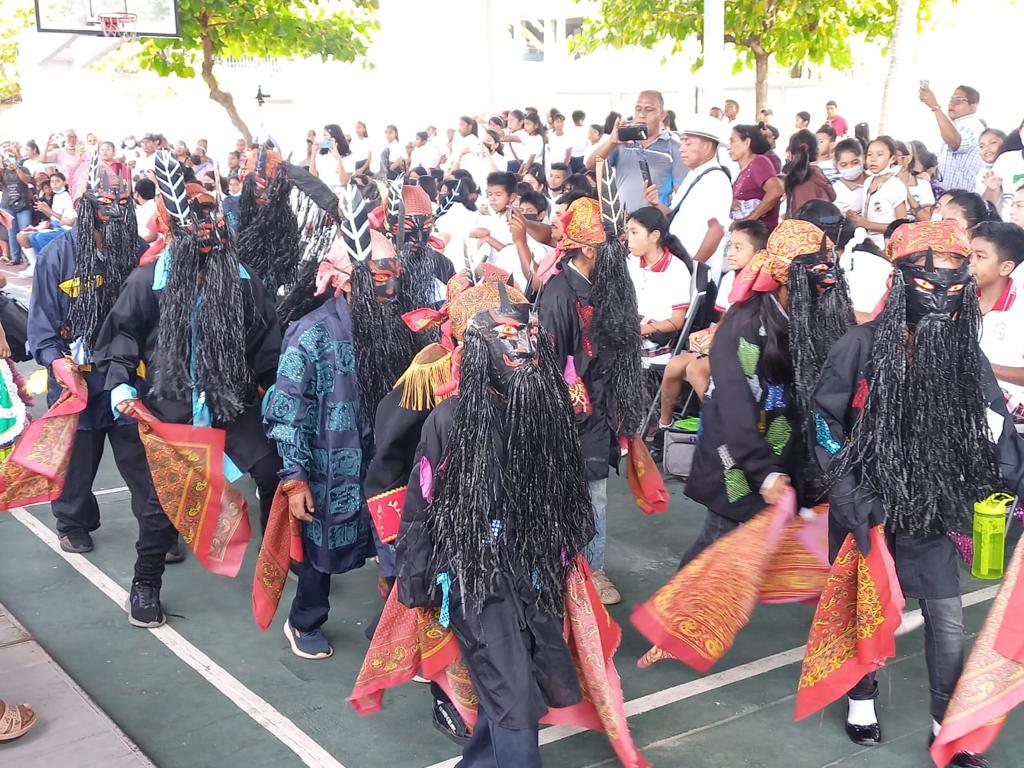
top-left (98, 11), bottom-right (138, 42)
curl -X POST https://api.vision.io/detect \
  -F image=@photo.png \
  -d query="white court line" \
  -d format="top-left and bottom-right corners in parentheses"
top-left (10, 506), bottom-right (347, 768)
top-left (419, 584), bottom-right (1000, 768)
top-left (24, 485), bottom-right (129, 508)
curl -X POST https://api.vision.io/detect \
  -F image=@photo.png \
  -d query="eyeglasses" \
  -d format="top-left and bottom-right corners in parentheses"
top-left (948, 97), bottom-right (969, 104)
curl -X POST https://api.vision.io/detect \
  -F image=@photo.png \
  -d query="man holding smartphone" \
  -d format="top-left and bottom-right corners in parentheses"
top-left (586, 90), bottom-right (687, 214)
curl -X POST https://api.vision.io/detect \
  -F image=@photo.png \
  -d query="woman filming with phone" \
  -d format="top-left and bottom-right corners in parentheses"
top-left (308, 123), bottom-right (352, 188)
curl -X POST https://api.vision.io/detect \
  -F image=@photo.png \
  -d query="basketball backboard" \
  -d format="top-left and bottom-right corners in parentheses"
top-left (34, 0), bottom-right (180, 38)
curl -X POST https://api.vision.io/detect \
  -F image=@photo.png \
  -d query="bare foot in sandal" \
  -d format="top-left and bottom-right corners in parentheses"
top-left (0, 699), bottom-right (37, 742)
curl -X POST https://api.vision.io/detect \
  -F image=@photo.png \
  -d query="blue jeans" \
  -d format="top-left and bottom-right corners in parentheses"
top-left (848, 595), bottom-right (964, 721)
top-left (2, 207), bottom-right (32, 262)
top-left (585, 478), bottom-right (608, 570)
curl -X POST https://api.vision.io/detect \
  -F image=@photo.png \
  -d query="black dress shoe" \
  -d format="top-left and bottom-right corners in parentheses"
top-left (431, 696), bottom-right (471, 745)
top-left (845, 721), bottom-right (881, 746)
top-left (928, 733), bottom-right (989, 767)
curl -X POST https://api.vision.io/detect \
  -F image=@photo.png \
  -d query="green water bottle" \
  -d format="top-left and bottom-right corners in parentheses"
top-left (971, 493), bottom-right (1015, 580)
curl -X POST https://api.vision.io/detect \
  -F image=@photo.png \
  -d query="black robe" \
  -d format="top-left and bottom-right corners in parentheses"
top-left (812, 321), bottom-right (1024, 598)
top-left (93, 259), bottom-right (282, 472)
top-left (536, 264), bottom-right (617, 482)
top-left (395, 396), bottom-right (583, 729)
top-left (685, 297), bottom-right (803, 522)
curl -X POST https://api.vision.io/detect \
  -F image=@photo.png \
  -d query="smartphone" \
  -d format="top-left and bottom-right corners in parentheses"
top-left (319, 139), bottom-right (333, 150)
top-left (638, 157), bottom-right (652, 188)
top-left (920, 79), bottom-right (929, 89)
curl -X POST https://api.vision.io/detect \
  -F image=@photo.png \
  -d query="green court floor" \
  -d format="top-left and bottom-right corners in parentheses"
top-left (1, 414), bottom-right (1022, 768)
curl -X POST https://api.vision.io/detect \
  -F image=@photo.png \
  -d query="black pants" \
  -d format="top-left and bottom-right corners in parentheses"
top-left (678, 509), bottom-right (740, 569)
top-left (248, 451), bottom-right (282, 534)
top-left (52, 425), bottom-right (177, 585)
top-left (288, 557), bottom-right (331, 632)
top-left (456, 709), bottom-right (540, 768)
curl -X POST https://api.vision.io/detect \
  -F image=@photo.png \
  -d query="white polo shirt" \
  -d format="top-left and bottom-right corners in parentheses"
top-left (980, 278), bottom-right (1024, 412)
top-left (666, 159), bottom-right (732, 281)
top-left (627, 249), bottom-right (692, 364)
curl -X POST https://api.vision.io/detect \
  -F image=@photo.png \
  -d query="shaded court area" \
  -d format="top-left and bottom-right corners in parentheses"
top-left (1, 400), bottom-right (1022, 767)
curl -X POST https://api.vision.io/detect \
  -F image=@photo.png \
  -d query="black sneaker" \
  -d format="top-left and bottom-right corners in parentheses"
top-left (59, 531), bottom-right (94, 554)
top-left (165, 536), bottom-right (186, 564)
top-left (431, 696), bottom-right (471, 745)
top-left (126, 581), bottom-right (166, 628)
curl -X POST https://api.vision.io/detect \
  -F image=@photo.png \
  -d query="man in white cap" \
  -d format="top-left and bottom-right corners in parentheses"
top-left (645, 115), bottom-right (733, 281)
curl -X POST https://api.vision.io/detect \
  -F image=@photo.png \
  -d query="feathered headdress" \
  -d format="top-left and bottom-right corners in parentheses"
top-left (385, 174), bottom-right (406, 249)
top-left (153, 149), bottom-right (194, 233)
top-left (433, 178), bottom-right (462, 221)
top-left (596, 158), bottom-right (625, 239)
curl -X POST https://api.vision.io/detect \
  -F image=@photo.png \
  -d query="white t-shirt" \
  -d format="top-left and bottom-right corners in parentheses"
top-left (469, 211), bottom-right (546, 290)
top-left (905, 177), bottom-right (935, 212)
top-left (666, 161), bottom-right (733, 280)
top-left (509, 131), bottom-right (542, 167)
top-left (626, 250), bottom-right (691, 364)
top-left (343, 137), bottom-right (372, 174)
top-left (410, 143), bottom-right (440, 171)
top-left (448, 133), bottom-right (481, 171)
top-left (991, 151), bottom-right (1024, 220)
top-left (47, 188), bottom-right (75, 226)
top-left (862, 174), bottom-right (908, 248)
top-left (570, 125), bottom-right (588, 158)
top-left (134, 151), bottom-right (157, 176)
top-left (832, 179), bottom-right (865, 216)
top-left (980, 278), bottom-right (1024, 412)
top-left (715, 269), bottom-right (737, 314)
top-left (380, 139), bottom-right (403, 174)
top-left (434, 204), bottom-right (478, 271)
top-left (838, 238), bottom-right (893, 315)
top-left (545, 130), bottom-right (573, 175)
top-left (135, 198), bottom-right (157, 238)
top-left (315, 152), bottom-right (345, 186)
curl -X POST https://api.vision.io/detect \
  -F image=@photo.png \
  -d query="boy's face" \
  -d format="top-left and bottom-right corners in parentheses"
top-left (726, 231), bottom-right (759, 271)
top-left (486, 185), bottom-right (513, 213)
top-left (228, 178), bottom-right (242, 196)
top-left (816, 133), bottom-right (834, 156)
top-left (970, 236), bottom-right (1013, 288)
top-left (548, 169), bottom-right (566, 190)
top-left (519, 201), bottom-right (540, 219)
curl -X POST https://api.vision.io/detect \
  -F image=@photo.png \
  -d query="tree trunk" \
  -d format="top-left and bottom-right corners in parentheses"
top-left (879, 0), bottom-right (918, 135)
top-left (754, 48), bottom-right (769, 115)
top-left (200, 29), bottom-right (251, 143)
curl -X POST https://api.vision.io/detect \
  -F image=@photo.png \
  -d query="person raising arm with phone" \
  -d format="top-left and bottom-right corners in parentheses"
top-left (586, 90), bottom-right (686, 214)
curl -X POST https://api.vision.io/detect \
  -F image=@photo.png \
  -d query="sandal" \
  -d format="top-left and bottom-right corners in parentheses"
top-left (0, 699), bottom-right (37, 742)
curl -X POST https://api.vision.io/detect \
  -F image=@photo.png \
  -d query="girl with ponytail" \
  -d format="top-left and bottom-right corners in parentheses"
top-left (625, 206), bottom-right (694, 364)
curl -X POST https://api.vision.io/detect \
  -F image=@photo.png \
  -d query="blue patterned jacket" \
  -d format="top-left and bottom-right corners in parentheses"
top-left (264, 296), bottom-right (374, 574)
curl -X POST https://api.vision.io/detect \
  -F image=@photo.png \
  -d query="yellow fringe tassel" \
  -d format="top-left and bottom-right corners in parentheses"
top-left (395, 344), bottom-right (453, 411)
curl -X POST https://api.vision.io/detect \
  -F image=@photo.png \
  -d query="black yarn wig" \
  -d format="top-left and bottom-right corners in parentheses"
top-left (348, 260), bottom-right (416, 421)
top-left (152, 225), bottom-right (254, 423)
top-left (589, 237), bottom-right (646, 436)
top-left (397, 239), bottom-right (443, 345)
top-left (236, 171), bottom-right (302, 295)
top-left (69, 196), bottom-right (139, 349)
top-left (787, 259), bottom-right (855, 425)
top-left (426, 327), bottom-right (595, 616)
top-left (826, 272), bottom-right (1000, 534)
top-left (276, 254), bottom-right (329, 329)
